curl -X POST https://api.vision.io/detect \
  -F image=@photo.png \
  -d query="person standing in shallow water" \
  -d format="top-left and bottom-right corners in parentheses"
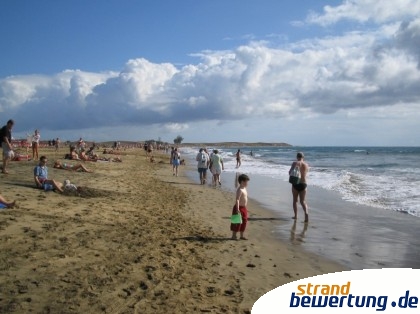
top-left (289, 152), bottom-right (309, 222)
top-left (236, 149), bottom-right (241, 168)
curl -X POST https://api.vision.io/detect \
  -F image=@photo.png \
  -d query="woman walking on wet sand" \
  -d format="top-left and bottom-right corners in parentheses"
top-left (210, 150), bottom-right (224, 186)
top-left (289, 152), bottom-right (309, 222)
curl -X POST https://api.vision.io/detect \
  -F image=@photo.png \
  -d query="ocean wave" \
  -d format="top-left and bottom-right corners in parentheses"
top-left (181, 146), bottom-right (420, 217)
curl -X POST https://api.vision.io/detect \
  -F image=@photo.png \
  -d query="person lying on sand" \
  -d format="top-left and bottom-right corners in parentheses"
top-left (53, 160), bottom-right (92, 173)
top-left (34, 156), bottom-right (64, 193)
top-left (86, 146), bottom-right (99, 159)
top-left (0, 195), bottom-right (16, 208)
top-left (79, 149), bottom-right (99, 162)
top-left (103, 148), bottom-right (124, 155)
top-left (12, 153), bottom-right (31, 161)
top-left (97, 156), bottom-right (122, 162)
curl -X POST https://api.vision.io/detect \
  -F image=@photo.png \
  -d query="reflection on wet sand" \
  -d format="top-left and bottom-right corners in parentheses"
top-left (290, 220), bottom-right (308, 244)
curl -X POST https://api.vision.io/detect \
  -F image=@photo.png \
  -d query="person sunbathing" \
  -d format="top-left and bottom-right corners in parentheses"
top-left (53, 160), bottom-right (92, 173)
top-left (86, 146), bottom-right (99, 159)
top-left (103, 148), bottom-right (124, 155)
top-left (79, 149), bottom-right (97, 161)
top-left (98, 156), bottom-right (122, 162)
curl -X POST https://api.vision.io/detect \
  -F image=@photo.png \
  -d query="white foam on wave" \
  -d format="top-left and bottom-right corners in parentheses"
top-left (181, 147), bottom-right (420, 217)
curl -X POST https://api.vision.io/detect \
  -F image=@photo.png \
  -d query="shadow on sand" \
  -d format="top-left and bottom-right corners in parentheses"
top-left (222, 216), bottom-right (289, 222)
top-left (5, 182), bottom-right (39, 189)
top-left (166, 181), bottom-right (198, 186)
top-left (173, 235), bottom-right (232, 243)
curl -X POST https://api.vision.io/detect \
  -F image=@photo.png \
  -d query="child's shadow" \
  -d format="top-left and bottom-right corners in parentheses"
top-left (173, 235), bottom-right (232, 243)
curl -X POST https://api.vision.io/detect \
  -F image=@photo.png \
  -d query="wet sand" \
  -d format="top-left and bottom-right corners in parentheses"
top-left (201, 171), bottom-right (420, 270)
top-left (0, 149), bottom-right (343, 313)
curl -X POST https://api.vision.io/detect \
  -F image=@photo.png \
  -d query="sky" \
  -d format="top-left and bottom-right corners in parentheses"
top-left (0, 0), bottom-right (419, 146)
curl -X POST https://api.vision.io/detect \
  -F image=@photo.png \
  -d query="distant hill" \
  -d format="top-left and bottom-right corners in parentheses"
top-left (182, 142), bottom-right (292, 148)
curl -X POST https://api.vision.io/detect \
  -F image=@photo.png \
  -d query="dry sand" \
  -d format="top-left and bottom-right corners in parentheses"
top-left (0, 148), bottom-right (343, 313)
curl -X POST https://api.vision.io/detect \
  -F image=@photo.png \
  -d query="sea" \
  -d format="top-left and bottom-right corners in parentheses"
top-left (182, 146), bottom-right (420, 269)
top-left (184, 146), bottom-right (420, 217)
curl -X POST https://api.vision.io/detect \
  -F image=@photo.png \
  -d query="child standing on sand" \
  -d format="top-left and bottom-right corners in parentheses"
top-left (231, 174), bottom-right (250, 240)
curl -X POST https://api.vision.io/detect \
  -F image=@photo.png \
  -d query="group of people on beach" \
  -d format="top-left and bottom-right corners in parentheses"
top-left (0, 119), bottom-right (129, 206)
top-left (195, 148), bottom-right (225, 186)
top-left (1, 117), bottom-right (310, 242)
top-left (234, 151), bottom-right (309, 239)
top-left (190, 147), bottom-right (309, 240)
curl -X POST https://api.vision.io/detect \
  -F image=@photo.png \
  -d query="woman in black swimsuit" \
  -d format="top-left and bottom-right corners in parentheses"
top-left (236, 149), bottom-right (241, 168)
top-left (289, 152), bottom-right (309, 222)
top-left (293, 182), bottom-right (307, 192)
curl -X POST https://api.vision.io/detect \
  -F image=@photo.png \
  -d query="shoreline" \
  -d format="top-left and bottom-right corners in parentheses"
top-left (157, 156), bottom-right (345, 310)
top-left (180, 149), bottom-right (420, 270)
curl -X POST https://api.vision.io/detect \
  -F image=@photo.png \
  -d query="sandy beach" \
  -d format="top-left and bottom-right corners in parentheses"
top-left (0, 148), bottom-right (343, 313)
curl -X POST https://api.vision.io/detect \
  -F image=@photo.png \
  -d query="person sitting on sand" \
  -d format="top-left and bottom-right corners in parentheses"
top-left (231, 174), bottom-right (250, 240)
top-left (87, 145), bottom-right (99, 159)
top-left (53, 160), bottom-right (92, 173)
top-left (34, 156), bottom-right (64, 193)
top-left (0, 195), bottom-right (16, 208)
top-left (69, 147), bottom-right (80, 160)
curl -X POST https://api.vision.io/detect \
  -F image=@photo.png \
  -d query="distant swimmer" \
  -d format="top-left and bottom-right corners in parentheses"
top-left (288, 152), bottom-right (309, 222)
top-left (250, 151), bottom-right (253, 157)
top-left (236, 149), bottom-right (241, 168)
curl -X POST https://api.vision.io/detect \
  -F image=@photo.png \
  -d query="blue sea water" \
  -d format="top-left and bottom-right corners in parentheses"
top-left (183, 146), bottom-right (420, 217)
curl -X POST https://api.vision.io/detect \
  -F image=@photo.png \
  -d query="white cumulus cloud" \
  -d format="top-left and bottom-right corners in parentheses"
top-left (306, 0), bottom-right (420, 25)
top-left (1, 2), bottom-right (420, 137)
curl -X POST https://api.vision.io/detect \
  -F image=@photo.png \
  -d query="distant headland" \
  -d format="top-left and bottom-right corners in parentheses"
top-left (181, 142), bottom-right (292, 148)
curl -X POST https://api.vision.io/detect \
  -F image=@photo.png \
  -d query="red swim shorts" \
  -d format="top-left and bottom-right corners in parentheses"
top-left (230, 206), bottom-right (248, 232)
